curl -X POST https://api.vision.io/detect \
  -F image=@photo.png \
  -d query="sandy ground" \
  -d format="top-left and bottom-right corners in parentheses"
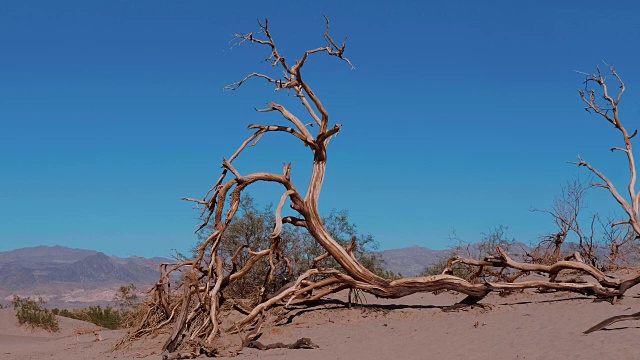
top-left (3, 278), bottom-right (640, 360)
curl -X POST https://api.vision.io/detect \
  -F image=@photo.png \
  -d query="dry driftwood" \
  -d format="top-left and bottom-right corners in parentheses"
top-left (246, 337), bottom-right (319, 350)
top-left (584, 311), bottom-right (640, 334)
top-left (122, 20), bottom-right (640, 353)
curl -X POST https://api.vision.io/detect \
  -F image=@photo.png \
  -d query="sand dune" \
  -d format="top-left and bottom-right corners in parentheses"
top-left (231, 288), bottom-right (640, 360)
top-left (2, 278), bottom-right (640, 360)
top-left (0, 308), bottom-right (128, 360)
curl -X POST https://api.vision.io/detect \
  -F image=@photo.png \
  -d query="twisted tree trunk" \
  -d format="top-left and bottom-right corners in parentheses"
top-left (121, 20), bottom-right (640, 354)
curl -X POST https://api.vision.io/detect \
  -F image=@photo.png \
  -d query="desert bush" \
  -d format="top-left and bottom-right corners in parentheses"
top-left (421, 226), bottom-right (516, 282)
top-left (529, 178), bottom-right (640, 270)
top-left (113, 283), bottom-right (144, 328)
top-left (198, 194), bottom-right (393, 299)
top-left (600, 221), bottom-right (640, 270)
top-left (80, 306), bottom-right (123, 329)
top-left (51, 284), bottom-right (141, 330)
top-left (52, 308), bottom-right (68, 317)
top-left (114, 283), bottom-right (138, 309)
top-left (52, 305), bottom-right (127, 330)
top-left (12, 296), bottom-right (59, 332)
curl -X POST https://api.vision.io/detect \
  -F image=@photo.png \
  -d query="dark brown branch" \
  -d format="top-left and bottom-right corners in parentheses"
top-left (246, 337), bottom-right (318, 350)
top-left (282, 216), bottom-right (307, 227)
top-left (317, 124), bottom-right (342, 144)
top-left (584, 311), bottom-right (640, 334)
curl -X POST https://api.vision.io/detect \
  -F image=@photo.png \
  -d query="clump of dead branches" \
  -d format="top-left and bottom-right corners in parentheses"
top-left (123, 21), bottom-right (640, 355)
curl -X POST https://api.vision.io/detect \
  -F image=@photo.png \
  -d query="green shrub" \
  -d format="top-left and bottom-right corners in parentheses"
top-left (198, 194), bottom-right (394, 299)
top-left (114, 283), bottom-right (138, 309)
top-left (53, 305), bottom-right (134, 330)
top-left (52, 308), bottom-right (76, 319)
top-left (81, 306), bottom-right (123, 329)
top-left (12, 296), bottom-right (59, 332)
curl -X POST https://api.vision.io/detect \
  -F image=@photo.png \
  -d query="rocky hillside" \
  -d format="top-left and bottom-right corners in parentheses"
top-left (0, 242), bottom-right (616, 302)
top-left (0, 246), bottom-right (171, 290)
top-left (377, 246), bottom-right (446, 277)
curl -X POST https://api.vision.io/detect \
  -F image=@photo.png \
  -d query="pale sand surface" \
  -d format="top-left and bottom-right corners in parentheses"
top-left (3, 278), bottom-right (640, 360)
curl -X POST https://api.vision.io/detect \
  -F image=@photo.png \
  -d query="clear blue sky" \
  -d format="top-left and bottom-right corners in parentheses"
top-left (2, 0), bottom-right (640, 257)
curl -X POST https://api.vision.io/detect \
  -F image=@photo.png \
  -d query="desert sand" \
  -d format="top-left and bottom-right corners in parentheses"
top-left (2, 279), bottom-right (640, 360)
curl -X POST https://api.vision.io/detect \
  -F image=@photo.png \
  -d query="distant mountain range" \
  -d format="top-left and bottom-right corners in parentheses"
top-left (377, 246), bottom-right (446, 277)
top-left (0, 244), bottom-right (453, 290)
top-left (376, 241), bottom-right (611, 276)
top-left (376, 242), bottom-right (533, 277)
top-left (0, 246), bottom-right (171, 290)
top-left (0, 242), bottom-right (612, 306)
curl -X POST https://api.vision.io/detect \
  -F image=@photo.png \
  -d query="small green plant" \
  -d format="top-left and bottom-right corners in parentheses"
top-left (114, 283), bottom-right (138, 309)
top-left (52, 305), bottom-right (138, 330)
top-left (81, 305), bottom-right (123, 329)
top-left (51, 308), bottom-right (74, 318)
top-left (113, 283), bottom-right (142, 328)
top-left (12, 296), bottom-right (59, 332)
top-left (49, 284), bottom-right (142, 330)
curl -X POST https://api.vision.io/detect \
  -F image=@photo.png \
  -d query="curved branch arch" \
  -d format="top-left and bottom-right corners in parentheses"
top-left (121, 20), bottom-right (640, 355)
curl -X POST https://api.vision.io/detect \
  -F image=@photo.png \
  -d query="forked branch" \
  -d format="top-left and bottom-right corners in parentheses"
top-left (575, 65), bottom-right (640, 235)
top-left (124, 22), bottom-right (640, 356)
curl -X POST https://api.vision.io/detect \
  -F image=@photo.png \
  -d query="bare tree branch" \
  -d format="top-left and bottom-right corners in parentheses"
top-left (571, 156), bottom-right (636, 231)
top-left (576, 65), bottom-right (639, 231)
top-left (123, 22), bottom-right (640, 357)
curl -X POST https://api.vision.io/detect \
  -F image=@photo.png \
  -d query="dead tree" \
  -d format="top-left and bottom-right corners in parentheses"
top-left (573, 65), bottom-right (640, 332)
top-left (574, 65), bottom-right (640, 236)
top-left (598, 216), bottom-right (640, 269)
top-left (124, 22), bottom-right (640, 353)
top-left (531, 179), bottom-right (590, 264)
top-left (530, 179), bottom-right (605, 266)
top-left (573, 65), bottom-right (640, 267)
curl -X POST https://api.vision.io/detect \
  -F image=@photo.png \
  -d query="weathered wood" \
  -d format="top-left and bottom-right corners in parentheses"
top-left (163, 284), bottom-right (192, 352)
top-left (584, 311), bottom-right (640, 334)
top-left (247, 337), bottom-right (319, 350)
top-left (124, 23), bottom-right (640, 355)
